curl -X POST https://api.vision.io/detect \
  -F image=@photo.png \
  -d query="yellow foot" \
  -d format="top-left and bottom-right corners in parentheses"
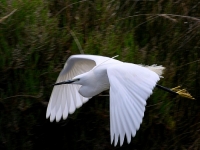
top-left (171, 86), bottom-right (195, 100)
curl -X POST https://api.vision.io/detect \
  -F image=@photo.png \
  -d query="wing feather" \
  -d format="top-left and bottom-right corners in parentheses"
top-left (120, 100), bottom-right (131, 145)
top-left (123, 94), bottom-right (140, 134)
top-left (63, 87), bottom-right (69, 120)
top-left (114, 106), bottom-right (120, 146)
top-left (107, 63), bottom-right (160, 146)
top-left (47, 54), bottom-right (119, 122)
top-left (61, 85), bottom-right (67, 112)
top-left (55, 86), bottom-right (63, 113)
top-left (110, 94), bottom-right (115, 144)
top-left (56, 106), bottom-right (62, 122)
top-left (50, 106), bottom-right (56, 122)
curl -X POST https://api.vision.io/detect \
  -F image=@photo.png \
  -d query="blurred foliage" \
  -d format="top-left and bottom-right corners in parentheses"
top-left (0, 0), bottom-right (200, 149)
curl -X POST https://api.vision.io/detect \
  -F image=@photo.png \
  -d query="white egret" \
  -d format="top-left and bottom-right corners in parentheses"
top-left (46, 54), bottom-right (194, 146)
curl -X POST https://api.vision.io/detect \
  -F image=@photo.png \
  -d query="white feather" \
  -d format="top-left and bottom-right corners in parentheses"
top-left (47, 54), bottom-right (163, 146)
top-left (107, 63), bottom-right (160, 146)
top-left (141, 64), bottom-right (165, 77)
top-left (47, 55), bottom-right (120, 121)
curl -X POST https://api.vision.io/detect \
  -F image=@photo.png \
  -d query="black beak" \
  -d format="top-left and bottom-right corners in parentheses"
top-left (52, 80), bottom-right (76, 86)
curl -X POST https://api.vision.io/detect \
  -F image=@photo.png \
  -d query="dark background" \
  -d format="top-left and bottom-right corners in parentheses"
top-left (0, 0), bottom-right (200, 149)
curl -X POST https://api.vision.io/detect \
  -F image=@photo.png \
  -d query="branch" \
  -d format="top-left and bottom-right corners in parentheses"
top-left (0, 9), bottom-right (17, 24)
top-left (69, 30), bottom-right (84, 54)
top-left (1, 93), bottom-right (42, 100)
top-left (117, 14), bottom-right (200, 22)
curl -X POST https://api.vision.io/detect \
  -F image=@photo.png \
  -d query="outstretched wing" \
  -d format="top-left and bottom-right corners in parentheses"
top-left (46, 55), bottom-right (117, 122)
top-left (107, 63), bottom-right (160, 146)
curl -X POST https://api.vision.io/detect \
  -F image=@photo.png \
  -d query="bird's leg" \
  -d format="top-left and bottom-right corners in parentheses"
top-left (156, 84), bottom-right (195, 100)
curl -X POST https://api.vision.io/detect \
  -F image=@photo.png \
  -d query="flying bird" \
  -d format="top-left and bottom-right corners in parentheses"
top-left (46, 54), bottom-right (193, 146)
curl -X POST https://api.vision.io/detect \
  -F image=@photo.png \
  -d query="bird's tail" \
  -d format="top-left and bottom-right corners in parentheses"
top-left (144, 65), bottom-right (165, 77)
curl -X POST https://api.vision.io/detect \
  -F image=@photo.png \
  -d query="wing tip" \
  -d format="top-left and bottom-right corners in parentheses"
top-left (46, 114), bottom-right (50, 119)
top-left (46, 109), bottom-right (50, 119)
top-left (50, 116), bottom-right (55, 122)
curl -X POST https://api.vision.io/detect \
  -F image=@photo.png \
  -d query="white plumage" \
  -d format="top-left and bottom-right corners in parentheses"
top-left (46, 54), bottom-right (164, 146)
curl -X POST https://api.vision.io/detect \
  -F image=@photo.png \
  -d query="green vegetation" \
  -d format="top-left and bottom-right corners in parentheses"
top-left (0, 0), bottom-right (199, 149)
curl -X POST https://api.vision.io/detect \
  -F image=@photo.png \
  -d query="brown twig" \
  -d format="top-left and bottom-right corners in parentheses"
top-left (69, 30), bottom-right (84, 54)
top-left (0, 9), bottom-right (17, 24)
top-left (55, 0), bottom-right (87, 16)
top-left (1, 93), bottom-right (42, 100)
top-left (158, 14), bottom-right (177, 22)
top-left (117, 14), bottom-right (200, 22)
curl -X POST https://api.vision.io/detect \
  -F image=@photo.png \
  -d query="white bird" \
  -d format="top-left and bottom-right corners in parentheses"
top-left (46, 54), bottom-right (165, 146)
